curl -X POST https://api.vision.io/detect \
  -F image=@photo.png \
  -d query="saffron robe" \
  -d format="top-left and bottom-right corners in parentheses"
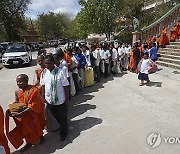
top-left (170, 26), bottom-right (178, 42)
top-left (6, 86), bottom-right (46, 149)
top-left (159, 29), bottom-right (169, 47)
top-left (0, 106), bottom-right (10, 154)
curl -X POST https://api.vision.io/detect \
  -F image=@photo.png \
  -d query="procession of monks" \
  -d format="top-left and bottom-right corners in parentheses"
top-left (129, 21), bottom-right (180, 71)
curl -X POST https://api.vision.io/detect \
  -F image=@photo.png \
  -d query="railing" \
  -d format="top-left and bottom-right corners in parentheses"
top-left (141, 3), bottom-right (180, 41)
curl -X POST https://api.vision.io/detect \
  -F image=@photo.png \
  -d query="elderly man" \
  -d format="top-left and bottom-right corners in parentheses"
top-left (6, 74), bottom-right (45, 152)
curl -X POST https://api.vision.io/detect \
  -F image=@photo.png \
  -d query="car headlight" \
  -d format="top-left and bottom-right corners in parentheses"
top-left (21, 54), bottom-right (28, 57)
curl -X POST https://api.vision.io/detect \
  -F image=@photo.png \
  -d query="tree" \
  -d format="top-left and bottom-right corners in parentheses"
top-left (77, 0), bottom-right (124, 40)
top-left (36, 12), bottom-right (73, 41)
top-left (0, 0), bottom-right (31, 41)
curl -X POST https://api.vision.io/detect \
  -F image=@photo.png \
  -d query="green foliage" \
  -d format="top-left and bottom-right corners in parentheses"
top-left (36, 12), bottom-right (77, 41)
top-left (77, 0), bottom-right (124, 40)
top-left (0, 0), bottom-right (31, 41)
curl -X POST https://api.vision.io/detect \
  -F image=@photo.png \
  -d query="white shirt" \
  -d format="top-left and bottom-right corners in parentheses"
top-left (99, 49), bottom-right (105, 59)
top-left (58, 60), bottom-right (69, 78)
top-left (118, 47), bottom-right (125, 60)
top-left (93, 49), bottom-right (100, 66)
top-left (83, 50), bottom-right (91, 66)
top-left (112, 48), bottom-right (118, 61)
top-left (124, 47), bottom-right (131, 57)
top-left (140, 59), bottom-right (153, 74)
top-left (104, 50), bottom-right (111, 63)
top-left (70, 56), bottom-right (79, 74)
top-left (40, 67), bottom-right (69, 105)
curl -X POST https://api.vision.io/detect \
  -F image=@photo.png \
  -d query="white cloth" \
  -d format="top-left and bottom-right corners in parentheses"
top-left (70, 56), bottom-right (79, 74)
top-left (104, 50), bottom-right (111, 64)
top-left (112, 48), bottom-right (118, 61)
top-left (40, 67), bottom-right (69, 105)
top-left (99, 49), bottom-right (105, 59)
top-left (140, 59), bottom-right (153, 74)
top-left (83, 50), bottom-right (91, 66)
top-left (124, 47), bottom-right (131, 57)
top-left (118, 47), bottom-right (125, 60)
top-left (93, 49), bottom-right (100, 66)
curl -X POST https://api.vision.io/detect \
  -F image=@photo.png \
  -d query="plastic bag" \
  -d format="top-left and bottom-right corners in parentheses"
top-left (45, 104), bottom-right (60, 132)
top-left (84, 67), bottom-right (94, 87)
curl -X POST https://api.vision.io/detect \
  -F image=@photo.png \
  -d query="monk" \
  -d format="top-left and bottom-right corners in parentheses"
top-left (170, 25), bottom-right (178, 42)
top-left (147, 35), bottom-right (153, 49)
top-left (0, 106), bottom-right (10, 154)
top-left (64, 51), bottom-right (72, 69)
top-left (6, 74), bottom-right (46, 152)
top-left (129, 49), bottom-right (134, 71)
top-left (34, 55), bottom-right (46, 88)
top-left (177, 21), bottom-right (180, 38)
top-left (159, 28), bottom-right (169, 47)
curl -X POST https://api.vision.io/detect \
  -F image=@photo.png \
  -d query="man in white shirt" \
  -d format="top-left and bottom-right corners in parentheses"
top-left (103, 46), bottom-right (111, 78)
top-left (92, 45), bottom-right (101, 82)
top-left (40, 54), bottom-right (69, 142)
top-left (110, 44), bottom-right (118, 75)
top-left (124, 43), bottom-right (131, 70)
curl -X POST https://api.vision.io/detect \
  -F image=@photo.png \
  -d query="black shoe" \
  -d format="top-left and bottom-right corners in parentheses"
top-left (39, 136), bottom-right (45, 144)
top-left (60, 136), bottom-right (66, 142)
top-left (20, 143), bottom-right (32, 153)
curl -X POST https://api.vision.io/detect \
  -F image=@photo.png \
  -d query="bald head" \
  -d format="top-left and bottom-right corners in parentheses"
top-left (16, 74), bottom-right (29, 89)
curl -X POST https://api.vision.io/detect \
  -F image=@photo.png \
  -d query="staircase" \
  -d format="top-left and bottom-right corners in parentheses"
top-left (156, 39), bottom-right (180, 69)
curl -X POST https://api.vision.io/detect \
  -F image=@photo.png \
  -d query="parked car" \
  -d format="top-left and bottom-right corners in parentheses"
top-left (49, 40), bottom-right (58, 47)
top-left (0, 45), bottom-right (3, 58)
top-left (0, 42), bottom-right (13, 58)
top-left (2, 44), bottom-right (32, 67)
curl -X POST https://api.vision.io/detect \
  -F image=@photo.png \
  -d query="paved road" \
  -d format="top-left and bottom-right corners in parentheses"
top-left (0, 55), bottom-right (180, 154)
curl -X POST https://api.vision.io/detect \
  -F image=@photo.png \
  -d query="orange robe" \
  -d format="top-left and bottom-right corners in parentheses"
top-left (176, 22), bottom-right (180, 37)
top-left (35, 67), bottom-right (45, 87)
top-left (0, 106), bottom-right (10, 154)
top-left (6, 86), bottom-right (46, 149)
top-left (159, 29), bottom-right (169, 47)
top-left (64, 53), bottom-right (72, 69)
top-left (129, 51), bottom-right (134, 70)
top-left (170, 26), bottom-right (178, 42)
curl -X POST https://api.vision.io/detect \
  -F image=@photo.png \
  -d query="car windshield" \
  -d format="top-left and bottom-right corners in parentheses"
top-left (0, 44), bottom-right (8, 49)
top-left (6, 46), bottom-right (26, 53)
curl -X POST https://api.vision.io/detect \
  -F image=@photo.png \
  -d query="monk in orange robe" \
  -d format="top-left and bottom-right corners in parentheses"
top-left (176, 22), bottom-right (180, 38)
top-left (129, 50), bottom-right (134, 71)
top-left (147, 35), bottom-right (153, 49)
top-left (170, 26), bottom-right (178, 42)
top-left (0, 106), bottom-right (10, 154)
top-left (6, 74), bottom-right (46, 153)
top-left (35, 55), bottom-right (46, 88)
top-left (159, 28), bottom-right (169, 47)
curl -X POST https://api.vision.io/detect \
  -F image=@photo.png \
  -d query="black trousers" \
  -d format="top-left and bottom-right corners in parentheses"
top-left (72, 73), bottom-right (80, 93)
top-left (48, 103), bottom-right (68, 138)
top-left (104, 63), bottom-right (109, 78)
top-left (95, 66), bottom-right (100, 82)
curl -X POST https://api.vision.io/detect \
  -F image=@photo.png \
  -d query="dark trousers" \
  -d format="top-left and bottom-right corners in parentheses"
top-left (104, 63), bottom-right (109, 78)
top-left (72, 73), bottom-right (80, 93)
top-left (134, 60), bottom-right (139, 70)
top-left (95, 66), bottom-right (100, 82)
top-left (48, 103), bottom-right (68, 138)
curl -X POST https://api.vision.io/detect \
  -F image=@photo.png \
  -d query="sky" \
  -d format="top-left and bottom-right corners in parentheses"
top-left (26, 0), bottom-right (81, 19)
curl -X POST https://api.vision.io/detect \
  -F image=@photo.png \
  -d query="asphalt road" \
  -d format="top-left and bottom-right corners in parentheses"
top-left (0, 51), bottom-right (180, 154)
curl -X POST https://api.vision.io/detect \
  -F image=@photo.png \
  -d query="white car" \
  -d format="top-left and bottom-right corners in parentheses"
top-left (2, 44), bottom-right (32, 67)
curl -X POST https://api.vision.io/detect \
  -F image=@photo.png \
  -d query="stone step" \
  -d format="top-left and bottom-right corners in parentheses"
top-left (159, 48), bottom-right (180, 52)
top-left (159, 54), bottom-right (180, 60)
top-left (166, 45), bottom-right (180, 49)
top-left (156, 61), bottom-right (180, 69)
top-left (158, 57), bottom-right (180, 65)
top-left (170, 42), bottom-right (180, 45)
top-left (158, 51), bottom-right (180, 56)
top-left (176, 39), bottom-right (180, 42)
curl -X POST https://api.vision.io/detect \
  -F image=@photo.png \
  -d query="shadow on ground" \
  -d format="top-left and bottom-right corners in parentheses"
top-left (11, 71), bottom-right (129, 154)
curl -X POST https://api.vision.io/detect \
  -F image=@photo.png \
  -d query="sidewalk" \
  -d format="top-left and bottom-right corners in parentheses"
top-left (9, 66), bottom-right (180, 154)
